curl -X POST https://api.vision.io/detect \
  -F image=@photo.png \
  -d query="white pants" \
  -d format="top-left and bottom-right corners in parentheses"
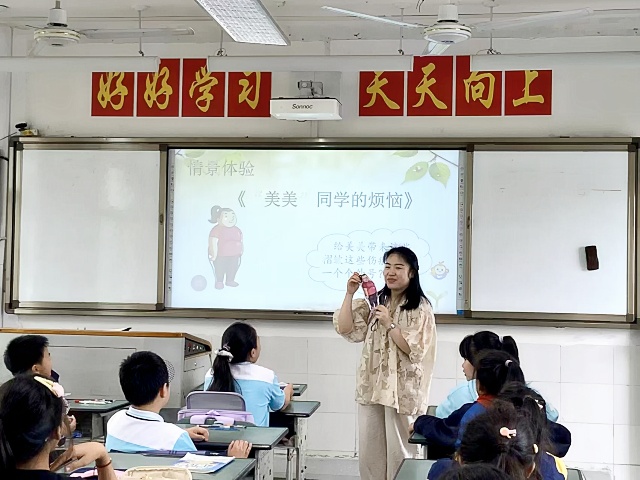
top-left (358, 403), bottom-right (417, 480)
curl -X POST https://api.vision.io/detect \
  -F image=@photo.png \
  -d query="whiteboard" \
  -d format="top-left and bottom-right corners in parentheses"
top-left (471, 150), bottom-right (629, 315)
top-left (167, 148), bottom-right (462, 314)
top-left (16, 148), bottom-right (162, 305)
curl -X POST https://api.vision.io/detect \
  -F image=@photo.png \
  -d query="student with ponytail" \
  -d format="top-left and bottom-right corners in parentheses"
top-left (0, 374), bottom-right (117, 480)
top-left (429, 403), bottom-right (566, 480)
top-left (498, 383), bottom-right (571, 467)
top-left (204, 322), bottom-right (293, 426)
top-left (412, 350), bottom-right (525, 457)
top-left (436, 331), bottom-right (559, 421)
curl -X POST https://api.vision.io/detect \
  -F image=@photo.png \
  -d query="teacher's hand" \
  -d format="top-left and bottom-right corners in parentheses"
top-left (373, 305), bottom-right (392, 328)
top-left (346, 272), bottom-right (362, 295)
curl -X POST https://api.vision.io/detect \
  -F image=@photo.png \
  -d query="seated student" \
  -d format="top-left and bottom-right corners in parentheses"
top-left (0, 374), bottom-right (118, 480)
top-left (429, 404), bottom-right (566, 480)
top-left (436, 331), bottom-right (559, 422)
top-left (3, 334), bottom-right (76, 433)
top-left (440, 464), bottom-right (512, 480)
top-left (498, 383), bottom-right (571, 460)
top-left (204, 322), bottom-right (293, 427)
top-left (107, 351), bottom-right (251, 458)
top-left (412, 350), bottom-right (525, 455)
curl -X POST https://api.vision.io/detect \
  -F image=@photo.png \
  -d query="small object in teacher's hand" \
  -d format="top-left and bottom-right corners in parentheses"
top-left (360, 274), bottom-right (379, 312)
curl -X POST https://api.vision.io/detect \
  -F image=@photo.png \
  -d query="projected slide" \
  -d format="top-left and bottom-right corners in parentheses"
top-left (168, 149), bottom-right (460, 314)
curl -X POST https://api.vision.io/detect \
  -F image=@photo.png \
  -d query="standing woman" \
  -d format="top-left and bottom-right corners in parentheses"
top-left (334, 247), bottom-right (437, 480)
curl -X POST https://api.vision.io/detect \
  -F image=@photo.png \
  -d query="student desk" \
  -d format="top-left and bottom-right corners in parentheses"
top-left (393, 459), bottom-right (434, 480)
top-left (185, 425), bottom-right (287, 480)
top-left (192, 383), bottom-right (308, 397)
top-left (270, 400), bottom-right (321, 480)
top-left (99, 453), bottom-right (254, 480)
top-left (68, 400), bottom-right (130, 440)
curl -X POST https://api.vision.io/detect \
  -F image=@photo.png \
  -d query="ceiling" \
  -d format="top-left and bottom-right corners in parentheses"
top-left (1, 0), bottom-right (639, 43)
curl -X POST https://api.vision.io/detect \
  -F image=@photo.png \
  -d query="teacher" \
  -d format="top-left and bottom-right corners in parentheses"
top-left (334, 247), bottom-right (437, 480)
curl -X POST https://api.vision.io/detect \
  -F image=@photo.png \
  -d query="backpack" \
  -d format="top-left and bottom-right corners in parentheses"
top-left (177, 407), bottom-right (255, 425)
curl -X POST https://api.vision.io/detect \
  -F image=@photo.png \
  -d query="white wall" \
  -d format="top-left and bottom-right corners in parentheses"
top-left (3, 31), bottom-right (640, 479)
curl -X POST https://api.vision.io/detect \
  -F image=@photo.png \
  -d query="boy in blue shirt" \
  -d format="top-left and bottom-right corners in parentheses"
top-left (107, 351), bottom-right (251, 457)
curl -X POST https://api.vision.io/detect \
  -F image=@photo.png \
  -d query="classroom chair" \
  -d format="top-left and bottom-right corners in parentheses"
top-left (567, 468), bottom-right (586, 480)
top-left (185, 391), bottom-right (247, 411)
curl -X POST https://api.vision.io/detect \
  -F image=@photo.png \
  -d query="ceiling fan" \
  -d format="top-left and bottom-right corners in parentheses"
top-left (322, 2), bottom-right (594, 55)
top-left (3, 1), bottom-right (194, 56)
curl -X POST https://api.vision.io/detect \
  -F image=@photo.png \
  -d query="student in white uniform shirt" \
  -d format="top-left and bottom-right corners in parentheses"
top-left (107, 351), bottom-right (251, 457)
top-left (204, 322), bottom-right (293, 427)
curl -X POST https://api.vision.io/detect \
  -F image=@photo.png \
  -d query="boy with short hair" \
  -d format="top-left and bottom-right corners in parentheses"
top-left (107, 351), bottom-right (251, 457)
top-left (3, 334), bottom-right (75, 432)
top-left (4, 334), bottom-right (54, 378)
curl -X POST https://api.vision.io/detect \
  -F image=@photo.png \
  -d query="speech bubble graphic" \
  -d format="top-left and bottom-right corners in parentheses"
top-left (307, 229), bottom-right (432, 291)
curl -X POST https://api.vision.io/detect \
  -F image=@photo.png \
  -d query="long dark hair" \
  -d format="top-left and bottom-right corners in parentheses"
top-left (459, 331), bottom-right (520, 368)
top-left (458, 404), bottom-right (541, 480)
top-left (441, 464), bottom-right (512, 480)
top-left (474, 351), bottom-right (525, 396)
top-left (0, 374), bottom-right (67, 473)
top-left (498, 383), bottom-right (551, 453)
top-left (378, 247), bottom-right (429, 311)
top-left (209, 205), bottom-right (233, 225)
top-left (208, 322), bottom-right (258, 393)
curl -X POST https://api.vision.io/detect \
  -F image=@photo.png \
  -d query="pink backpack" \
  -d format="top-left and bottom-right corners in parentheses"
top-left (177, 408), bottom-right (255, 425)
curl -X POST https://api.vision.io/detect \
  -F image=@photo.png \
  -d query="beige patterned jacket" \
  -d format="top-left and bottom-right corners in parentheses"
top-left (333, 298), bottom-right (437, 415)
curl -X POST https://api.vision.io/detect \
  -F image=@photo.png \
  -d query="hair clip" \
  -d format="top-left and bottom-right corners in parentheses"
top-left (34, 376), bottom-right (65, 398)
top-left (499, 427), bottom-right (517, 439)
top-left (533, 443), bottom-right (539, 454)
top-left (215, 349), bottom-right (234, 360)
top-left (505, 360), bottom-right (513, 367)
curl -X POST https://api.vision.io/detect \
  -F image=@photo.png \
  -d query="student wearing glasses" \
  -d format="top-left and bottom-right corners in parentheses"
top-left (334, 247), bottom-right (437, 480)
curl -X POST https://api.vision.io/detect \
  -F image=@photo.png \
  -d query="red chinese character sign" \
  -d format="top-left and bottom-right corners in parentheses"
top-left (455, 56), bottom-right (502, 117)
top-left (407, 56), bottom-right (453, 116)
top-left (504, 69), bottom-right (552, 116)
top-left (91, 72), bottom-right (135, 117)
top-left (137, 58), bottom-right (181, 117)
top-left (359, 71), bottom-right (405, 116)
top-left (181, 59), bottom-right (225, 117)
top-left (227, 72), bottom-right (272, 117)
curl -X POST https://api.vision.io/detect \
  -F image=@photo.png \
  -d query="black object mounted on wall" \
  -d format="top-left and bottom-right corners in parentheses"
top-left (585, 245), bottom-right (599, 271)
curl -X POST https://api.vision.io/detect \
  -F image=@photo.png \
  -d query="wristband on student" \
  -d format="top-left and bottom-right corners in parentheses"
top-left (96, 458), bottom-right (112, 469)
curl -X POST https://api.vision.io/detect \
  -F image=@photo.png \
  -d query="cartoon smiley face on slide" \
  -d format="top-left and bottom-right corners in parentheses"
top-left (430, 262), bottom-right (449, 280)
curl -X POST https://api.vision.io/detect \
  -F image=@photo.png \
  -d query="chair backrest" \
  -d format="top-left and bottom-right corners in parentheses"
top-left (186, 391), bottom-right (247, 411)
top-left (567, 468), bottom-right (585, 480)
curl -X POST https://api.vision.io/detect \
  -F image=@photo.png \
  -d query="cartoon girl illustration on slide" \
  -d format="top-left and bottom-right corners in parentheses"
top-left (208, 206), bottom-right (243, 290)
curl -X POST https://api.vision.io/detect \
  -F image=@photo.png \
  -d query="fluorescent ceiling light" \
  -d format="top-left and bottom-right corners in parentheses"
top-left (471, 52), bottom-right (640, 71)
top-left (193, 0), bottom-right (290, 46)
top-left (208, 55), bottom-right (414, 72)
top-left (0, 56), bottom-right (159, 73)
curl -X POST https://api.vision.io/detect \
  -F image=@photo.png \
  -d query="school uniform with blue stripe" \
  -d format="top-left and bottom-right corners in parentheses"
top-left (204, 362), bottom-right (286, 427)
top-left (106, 407), bottom-right (196, 453)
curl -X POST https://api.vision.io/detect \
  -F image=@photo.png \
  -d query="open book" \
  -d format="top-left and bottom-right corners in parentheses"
top-left (174, 453), bottom-right (234, 473)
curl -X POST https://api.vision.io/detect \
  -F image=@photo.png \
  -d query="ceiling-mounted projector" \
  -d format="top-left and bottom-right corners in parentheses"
top-left (270, 98), bottom-right (342, 121)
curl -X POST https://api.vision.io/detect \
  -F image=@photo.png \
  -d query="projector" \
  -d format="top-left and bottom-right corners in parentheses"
top-left (270, 98), bottom-right (342, 121)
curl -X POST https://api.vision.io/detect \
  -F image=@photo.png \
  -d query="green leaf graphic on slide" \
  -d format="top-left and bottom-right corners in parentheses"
top-left (426, 291), bottom-right (446, 309)
top-left (185, 150), bottom-right (206, 158)
top-left (429, 162), bottom-right (450, 187)
top-left (394, 150), bottom-right (419, 158)
top-left (403, 161), bottom-right (430, 183)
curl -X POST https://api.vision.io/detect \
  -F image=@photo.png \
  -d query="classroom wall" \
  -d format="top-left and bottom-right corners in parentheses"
top-left (3, 33), bottom-right (640, 479)
top-left (6, 36), bottom-right (640, 139)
